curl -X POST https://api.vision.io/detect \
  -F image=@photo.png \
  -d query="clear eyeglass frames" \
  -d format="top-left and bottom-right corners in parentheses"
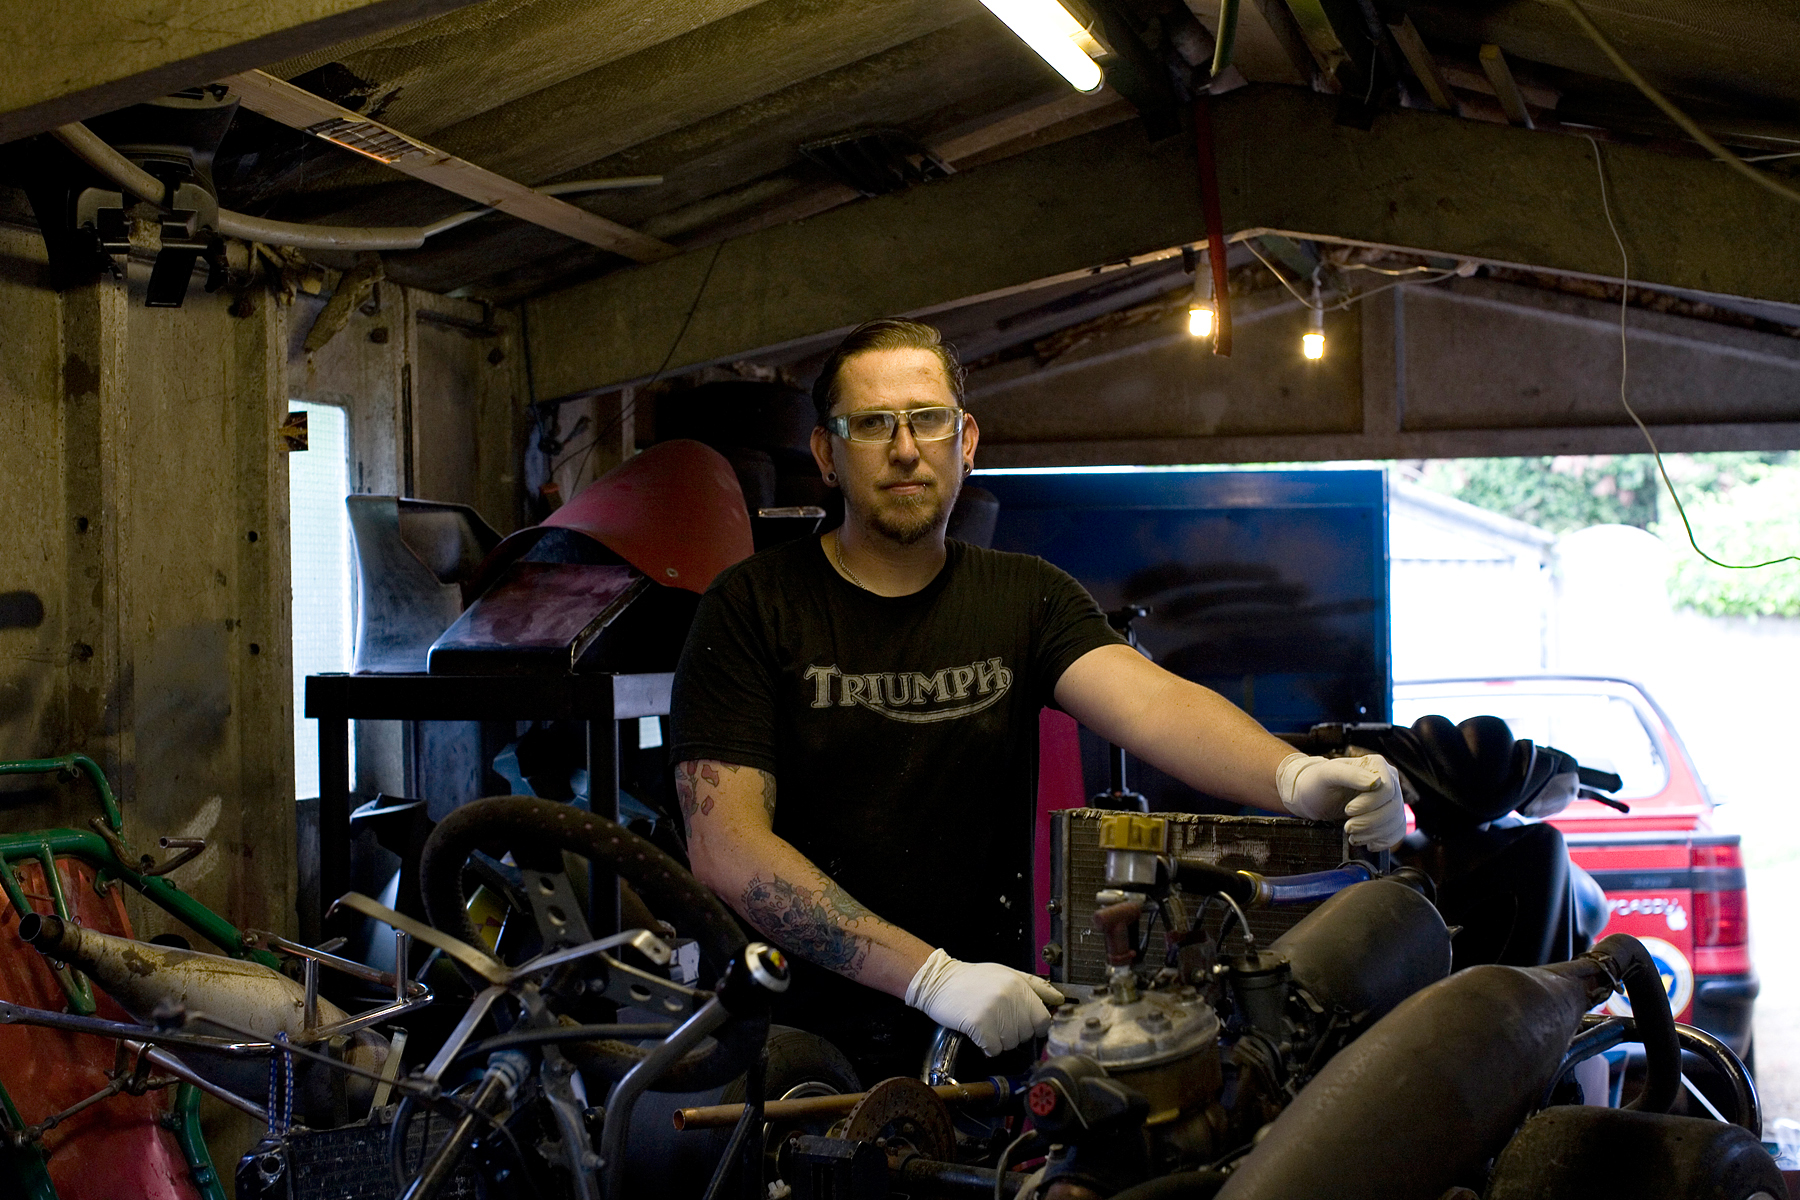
top-left (827, 406), bottom-right (964, 444)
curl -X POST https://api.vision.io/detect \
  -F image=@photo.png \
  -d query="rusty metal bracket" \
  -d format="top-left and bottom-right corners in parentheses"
top-left (141, 837), bottom-right (206, 878)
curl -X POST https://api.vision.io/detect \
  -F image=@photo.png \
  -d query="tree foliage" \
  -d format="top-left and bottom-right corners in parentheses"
top-left (1657, 463), bottom-right (1800, 618)
top-left (1415, 455), bottom-right (1659, 533)
top-left (1415, 453), bottom-right (1800, 617)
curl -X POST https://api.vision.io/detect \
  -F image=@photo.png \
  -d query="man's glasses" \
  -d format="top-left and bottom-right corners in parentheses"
top-left (827, 406), bottom-right (964, 444)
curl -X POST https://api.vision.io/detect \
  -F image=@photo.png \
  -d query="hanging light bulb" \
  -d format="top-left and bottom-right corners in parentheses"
top-left (979, 0), bottom-right (1106, 94)
top-left (1301, 278), bottom-right (1325, 360)
top-left (1187, 246), bottom-right (1216, 340)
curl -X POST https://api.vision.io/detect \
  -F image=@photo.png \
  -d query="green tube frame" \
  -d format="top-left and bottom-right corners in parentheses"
top-left (0, 756), bottom-right (264, 1199)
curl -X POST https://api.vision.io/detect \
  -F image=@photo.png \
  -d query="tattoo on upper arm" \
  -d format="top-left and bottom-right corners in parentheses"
top-left (676, 760), bottom-right (777, 829)
top-left (740, 873), bottom-right (873, 976)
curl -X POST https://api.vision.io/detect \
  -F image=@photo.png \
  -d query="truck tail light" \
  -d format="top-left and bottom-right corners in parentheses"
top-left (1691, 889), bottom-right (1748, 947)
top-left (1691, 839), bottom-right (1749, 952)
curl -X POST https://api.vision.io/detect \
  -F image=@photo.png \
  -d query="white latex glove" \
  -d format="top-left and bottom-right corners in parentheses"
top-left (904, 948), bottom-right (1064, 1057)
top-left (1277, 752), bottom-right (1407, 850)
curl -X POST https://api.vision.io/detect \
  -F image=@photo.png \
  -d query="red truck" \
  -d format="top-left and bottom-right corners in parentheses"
top-left (1393, 675), bottom-right (1759, 1061)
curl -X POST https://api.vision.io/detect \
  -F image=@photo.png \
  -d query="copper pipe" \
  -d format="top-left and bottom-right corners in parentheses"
top-left (673, 1079), bottom-right (999, 1131)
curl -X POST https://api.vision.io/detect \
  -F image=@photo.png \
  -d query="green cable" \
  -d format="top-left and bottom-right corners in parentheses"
top-left (1210, 0), bottom-right (1240, 79)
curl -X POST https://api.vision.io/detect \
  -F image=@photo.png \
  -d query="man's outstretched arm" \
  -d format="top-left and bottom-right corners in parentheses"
top-left (677, 758), bottom-right (1061, 1053)
top-left (1054, 644), bottom-right (1406, 848)
top-left (677, 757), bottom-right (930, 998)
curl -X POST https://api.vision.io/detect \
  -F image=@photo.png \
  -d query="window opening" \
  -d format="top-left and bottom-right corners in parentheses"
top-left (289, 401), bottom-right (353, 799)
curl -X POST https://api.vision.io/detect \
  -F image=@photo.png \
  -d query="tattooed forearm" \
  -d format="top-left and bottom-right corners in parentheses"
top-left (741, 873), bottom-right (873, 976)
top-left (676, 760), bottom-right (776, 830)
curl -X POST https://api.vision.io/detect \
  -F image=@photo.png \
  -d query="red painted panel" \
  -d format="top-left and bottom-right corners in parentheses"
top-left (1035, 709), bottom-right (1086, 973)
top-left (0, 860), bottom-right (200, 1200)
top-left (1594, 891), bottom-right (1696, 1022)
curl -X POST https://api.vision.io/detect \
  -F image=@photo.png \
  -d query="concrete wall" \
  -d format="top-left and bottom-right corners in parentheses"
top-left (0, 226), bottom-right (526, 945)
top-left (0, 225), bottom-right (295, 942)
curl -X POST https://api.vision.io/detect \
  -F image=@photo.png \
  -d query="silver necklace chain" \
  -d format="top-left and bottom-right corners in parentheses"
top-left (831, 531), bottom-right (867, 589)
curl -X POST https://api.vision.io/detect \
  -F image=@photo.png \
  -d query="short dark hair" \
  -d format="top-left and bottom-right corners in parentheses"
top-left (811, 318), bottom-right (967, 427)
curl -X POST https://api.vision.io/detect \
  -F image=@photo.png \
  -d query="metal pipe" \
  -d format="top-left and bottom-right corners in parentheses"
top-left (1674, 1022), bottom-right (1761, 1136)
top-left (126, 1041), bottom-right (269, 1123)
top-left (53, 121), bottom-right (663, 251)
top-left (922, 1025), bottom-right (963, 1087)
top-left (1215, 952), bottom-right (1619, 1200)
top-left (215, 210), bottom-right (429, 251)
top-left (399, 1051), bottom-right (529, 1200)
top-left (673, 1080), bottom-right (1000, 1131)
top-left (52, 123), bottom-right (164, 200)
top-left (894, 1154), bottom-right (1026, 1197)
top-left (601, 996), bottom-right (731, 1198)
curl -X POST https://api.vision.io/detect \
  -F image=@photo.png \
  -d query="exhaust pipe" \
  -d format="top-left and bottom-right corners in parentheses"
top-left (1215, 935), bottom-right (1675, 1200)
top-left (19, 913), bottom-right (388, 1117)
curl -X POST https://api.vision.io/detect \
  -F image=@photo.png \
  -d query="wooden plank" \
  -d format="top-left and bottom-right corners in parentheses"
top-left (223, 70), bottom-right (676, 263)
top-left (0, 0), bottom-right (479, 143)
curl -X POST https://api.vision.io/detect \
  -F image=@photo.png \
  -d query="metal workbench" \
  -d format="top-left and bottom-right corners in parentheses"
top-left (302, 670), bottom-right (673, 942)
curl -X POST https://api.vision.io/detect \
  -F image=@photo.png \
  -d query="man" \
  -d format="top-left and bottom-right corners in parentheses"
top-left (670, 318), bottom-right (1403, 1082)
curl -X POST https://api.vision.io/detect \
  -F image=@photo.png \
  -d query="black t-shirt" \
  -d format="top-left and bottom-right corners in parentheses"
top-left (669, 535), bottom-right (1123, 1073)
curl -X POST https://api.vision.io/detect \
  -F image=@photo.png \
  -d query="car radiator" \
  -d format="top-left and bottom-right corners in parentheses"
top-left (1048, 808), bottom-right (1349, 987)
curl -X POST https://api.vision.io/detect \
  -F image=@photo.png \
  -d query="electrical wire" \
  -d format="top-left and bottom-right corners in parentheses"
top-left (1585, 136), bottom-right (1799, 572)
top-left (1561, 0), bottom-right (1800, 209)
top-left (553, 238), bottom-right (729, 492)
top-left (1340, 262), bottom-right (1446, 277)
top-left (1242, 239), bottom-right (1460, 314)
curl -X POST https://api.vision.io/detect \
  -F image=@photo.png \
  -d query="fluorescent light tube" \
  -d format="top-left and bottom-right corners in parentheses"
top-left (980, 0), bottom-right (1105, 93)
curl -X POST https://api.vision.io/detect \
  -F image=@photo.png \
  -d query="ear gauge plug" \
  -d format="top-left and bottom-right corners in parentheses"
top-left (826, 472), bottom-right (837, 484)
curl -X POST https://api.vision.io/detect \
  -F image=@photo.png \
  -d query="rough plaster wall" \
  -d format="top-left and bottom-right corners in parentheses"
top-left (0, 231), bottom-right (65, 784)
top-left (0, 230), bottom-right (299, 950)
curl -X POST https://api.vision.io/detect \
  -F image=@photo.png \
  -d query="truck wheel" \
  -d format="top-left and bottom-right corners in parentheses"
top-left (1485, 1106), bottom-right (1784, 1200)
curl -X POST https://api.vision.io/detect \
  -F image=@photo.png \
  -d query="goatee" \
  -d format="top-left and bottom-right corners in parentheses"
top-left (866, 477), bottom-right (959, 545)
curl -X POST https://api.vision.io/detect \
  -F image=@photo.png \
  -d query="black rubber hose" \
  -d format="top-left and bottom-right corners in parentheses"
top-left (1591, 934), bottom-right (1680, 1114)
top-left (1107, 1169), bottom-right (1230, 1200)
top-left (420, 796), bottom-right (759, 1091)
top-left (1172, 859), bottom-right (1258, 906)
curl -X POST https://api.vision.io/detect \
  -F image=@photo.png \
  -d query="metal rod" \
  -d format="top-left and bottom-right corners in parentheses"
top-left (395, 929), bottom-right (410, 1002)
top-left (602, 996), bottom-right (731, 1197)
top-left (423, 986), bottom-right (506, 1084)
top-left (371, 1029), bottom-right (407, 1112)
top-left (673, 1080), bottom-right (1000, 1131)
top-left (303, 958), bottom-right (319, 1033)
top-left (128, 1042), bottom-right (269, 1123)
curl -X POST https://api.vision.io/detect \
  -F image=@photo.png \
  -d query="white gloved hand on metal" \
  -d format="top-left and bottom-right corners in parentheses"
top-left (904, 948), bottom-right (1064, 1057)
top-left (1277, 752), bottom-right (1407, 850)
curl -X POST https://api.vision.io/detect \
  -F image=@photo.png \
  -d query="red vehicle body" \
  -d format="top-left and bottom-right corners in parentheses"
top-left (1393, 676), bottom-right (1759, 1057)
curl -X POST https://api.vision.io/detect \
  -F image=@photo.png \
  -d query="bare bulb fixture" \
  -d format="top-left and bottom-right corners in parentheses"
top-left (1302, 279), bottom-right (1325, 360)
top-left (979, 0), bottom-right (1105, 93)
top-left (1189, 303), bottom-right (1215, 338)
